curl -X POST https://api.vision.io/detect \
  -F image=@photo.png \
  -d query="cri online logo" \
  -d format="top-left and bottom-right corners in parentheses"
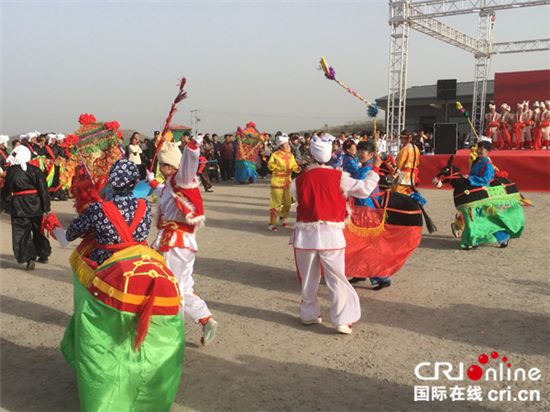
top-left (415, 351), bottom-right (541, 381)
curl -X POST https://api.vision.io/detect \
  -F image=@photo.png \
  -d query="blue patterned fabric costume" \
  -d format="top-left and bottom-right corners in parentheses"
top-left (351, 160), bottom-right (382, 208)
top-left (342, 154), bottom-right (360, 177)
top-left (66, 159), bottom-right (151, 265)
top-left (328, 149), bottom-right (343, 169)
top-left (469, 157), bottom-right (494, 187)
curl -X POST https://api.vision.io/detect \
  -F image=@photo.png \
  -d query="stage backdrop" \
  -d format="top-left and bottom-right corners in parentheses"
top-left (494, 70), bottom-right (550, 109)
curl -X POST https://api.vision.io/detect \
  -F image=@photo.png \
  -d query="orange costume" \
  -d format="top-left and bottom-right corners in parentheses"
top-left (268, 149), bottom-right (300, 226)
top-left (391, 141), bottom-right (420, 195)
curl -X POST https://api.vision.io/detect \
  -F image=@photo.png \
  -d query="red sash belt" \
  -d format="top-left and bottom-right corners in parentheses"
top-left (526, 120), bottom-right (533, 126)
top-left (489, 122), bottom-right (499, 127)
top-left (516, 122), bottom-right (525, 129)
top-left (13, 189), bottom-right (38, 196)
top-left (274, 173), bottom-right (290, 177)
top-left (158, 219), bottom-right (195, 234)
top-left (99, 241), bottom-right (147, 251)
top-left (541, 122), bottom-right (550, 127)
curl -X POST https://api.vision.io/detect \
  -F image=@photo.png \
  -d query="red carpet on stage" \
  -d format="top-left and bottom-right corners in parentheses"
top-left (417, 149), bottom-right (550, 193)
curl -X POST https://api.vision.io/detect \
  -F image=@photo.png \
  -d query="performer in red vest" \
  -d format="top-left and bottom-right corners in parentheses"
top-left (146, 136), bottom-right (218, 346)
top-left (289, 136), bottom-right (381, 334)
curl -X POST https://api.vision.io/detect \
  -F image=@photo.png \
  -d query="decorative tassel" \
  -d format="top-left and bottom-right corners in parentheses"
top-left (368, 104), bottom-right (379, 118)
top-left (134, 278), bottom-right (159, 351)
top-left (41, 213), bottom-right (62, 239)
top-left (347, 212), bottom-right (387, 237)
top-left (150, 76), bottom-right (188, 171)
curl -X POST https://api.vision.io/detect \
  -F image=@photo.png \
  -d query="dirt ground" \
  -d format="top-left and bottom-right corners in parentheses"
top-left (1, 178), bottom-right (548, 412)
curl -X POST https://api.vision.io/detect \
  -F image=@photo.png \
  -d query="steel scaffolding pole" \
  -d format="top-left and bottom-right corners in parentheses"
top-left (387, 1), bottom-right (411, 138)
top-left (471, 11), bottom-right (495, 136)
top-left (492, 38), bottom-right (550, 54)
top-left (410, 0), bottom-right (550, 18)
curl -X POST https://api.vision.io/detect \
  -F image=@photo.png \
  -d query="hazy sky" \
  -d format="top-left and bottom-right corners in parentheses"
top-left (2, 1), bottom-right (549, 137)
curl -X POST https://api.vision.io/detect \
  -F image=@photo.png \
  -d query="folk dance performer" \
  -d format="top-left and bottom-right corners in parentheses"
top-left (4, 145), bottom-right (51, 270)
top-left (541, 100), bottom-right (550, 150)
top-left (289, 136), bottom-right (381, 334)
top-left (65, 158), bottom-right (151, 266)
top-left (532, 102), bottom-right (543, 150)
top-left (499, 104), bottom-right (512, 149)
top-left (391, 129), bottom-right (419, 195)
top-left (146, 137), bottom-right (218, 346)
top-left (512, 104), bottom-right (525, 150)
top-left (267, 133), bottom-right (300, 231)
top-left (521, 101), bottom-right (533, 149)
top-left (485, 104), bottom-right (503, 149)
top-left (0, 135), bottom-right (10, 212)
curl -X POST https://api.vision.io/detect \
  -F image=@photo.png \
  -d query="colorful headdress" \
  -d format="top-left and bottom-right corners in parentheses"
top-left (72, 114), bottom-right (123, 184)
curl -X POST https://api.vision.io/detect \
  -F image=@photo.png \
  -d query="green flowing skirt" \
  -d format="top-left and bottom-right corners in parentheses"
top-left (459, 196), bottom-right (525, 247)
top-left (61, 273), bottom-right (185, 412)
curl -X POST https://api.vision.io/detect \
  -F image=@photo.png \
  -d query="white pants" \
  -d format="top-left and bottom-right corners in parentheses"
top-left (294, 248), bottom-right (361, 327)
top-left (162, 247), bottom-right (212, 323)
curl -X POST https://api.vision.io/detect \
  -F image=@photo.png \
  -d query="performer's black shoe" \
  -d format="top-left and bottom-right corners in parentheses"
top-left (348, 277), bottom-right (367, 284)
top-left (461, 245), bottom-right (478, 251)
top-left (37, 257), bottom-right (49, 264)
top-left (373, 280), bottom-right (391, 291)
top-left (26, 260), bottom-right (35, 270)
top-left (499, 241), bottom-right (509, 248)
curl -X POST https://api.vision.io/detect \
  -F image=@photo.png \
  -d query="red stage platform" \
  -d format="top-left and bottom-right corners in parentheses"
top-left (417, 149), bottom-right (550, 193)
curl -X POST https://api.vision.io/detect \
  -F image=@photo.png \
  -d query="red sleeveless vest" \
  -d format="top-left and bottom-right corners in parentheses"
top-left (295, 167), bottom-right (347, 225)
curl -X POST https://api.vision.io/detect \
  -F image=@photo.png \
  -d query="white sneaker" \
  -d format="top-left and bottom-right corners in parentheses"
top-left (202, 318), bottom-right (218, 346)
top-left (268, 224), bottom-right (278, 231)
top-left (301, 317), bottom-right (322, 325)
top-left (336, 324), bottom-right (352, 334)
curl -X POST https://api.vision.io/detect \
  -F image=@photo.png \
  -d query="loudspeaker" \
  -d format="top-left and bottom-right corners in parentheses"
top-left (434, 123), bottom-right (458, 155)
top-left (437, 79), bottom-right (457, 101)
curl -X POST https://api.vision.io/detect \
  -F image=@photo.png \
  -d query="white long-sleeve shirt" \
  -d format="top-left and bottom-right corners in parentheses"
top-left (152, 143), bottom-right (201, 252)
top-left (289, 165), bottom-right (379, 250)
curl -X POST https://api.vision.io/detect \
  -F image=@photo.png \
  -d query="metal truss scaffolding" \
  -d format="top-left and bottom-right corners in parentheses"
top-left (386, 0), bottom-right (550, 138)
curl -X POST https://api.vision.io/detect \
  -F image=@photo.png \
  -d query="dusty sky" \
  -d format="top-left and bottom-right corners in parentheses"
top-left (2, 1), bottom-right (549, 136)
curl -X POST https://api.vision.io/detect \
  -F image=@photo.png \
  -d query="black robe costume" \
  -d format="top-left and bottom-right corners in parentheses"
top-left (4, 163), bottom-right (51, 263)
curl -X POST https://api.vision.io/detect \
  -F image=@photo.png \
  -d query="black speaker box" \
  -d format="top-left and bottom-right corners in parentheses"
top-left (434, 123), bottom-right (458, 155)
top-left (437, 79), bottom-right (457, 101)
